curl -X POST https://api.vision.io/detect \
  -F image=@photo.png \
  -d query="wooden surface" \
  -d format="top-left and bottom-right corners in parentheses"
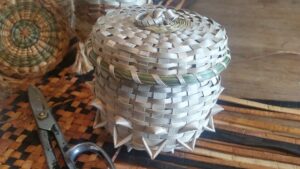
top-left (188, 0), bottom-right (300, 101)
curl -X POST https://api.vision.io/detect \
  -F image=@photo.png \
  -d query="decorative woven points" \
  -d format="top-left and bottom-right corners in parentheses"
top-left (89, 5), bottom-right (230, 86)
top-left (0, 1), bottom-right (69, 78)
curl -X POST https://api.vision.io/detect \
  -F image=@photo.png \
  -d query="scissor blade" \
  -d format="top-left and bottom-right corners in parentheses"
top-left (28, 85), bottom-right (49, 114)
top-left (28, 85), bottom-right (55, 130)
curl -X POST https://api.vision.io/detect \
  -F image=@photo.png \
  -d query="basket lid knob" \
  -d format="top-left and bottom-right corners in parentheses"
top-left (135, 8), bottom-right (189, 33)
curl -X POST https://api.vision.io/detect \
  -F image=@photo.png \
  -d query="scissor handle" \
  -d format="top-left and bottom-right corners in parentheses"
top-left (65, 142), bottom-right (116, 169)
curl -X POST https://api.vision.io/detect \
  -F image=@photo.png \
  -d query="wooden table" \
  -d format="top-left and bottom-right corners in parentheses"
top-left (189, 0), bottom-right (300, 102)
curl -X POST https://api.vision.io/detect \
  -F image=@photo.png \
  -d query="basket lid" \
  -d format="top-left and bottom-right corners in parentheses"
top-left (88, 5), bottom-right (230, 86)
top-left (0, 0), bottom-right (70, 79)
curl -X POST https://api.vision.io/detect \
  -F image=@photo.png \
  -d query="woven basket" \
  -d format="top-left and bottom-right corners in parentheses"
top-left (0, 0), bottom-right (70, 79)
top-left (87, 5), bottom-right (230, 159)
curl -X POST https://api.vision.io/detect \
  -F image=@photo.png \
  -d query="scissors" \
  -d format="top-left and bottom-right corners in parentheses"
top-left (28, 85), bottom-right (116, 169)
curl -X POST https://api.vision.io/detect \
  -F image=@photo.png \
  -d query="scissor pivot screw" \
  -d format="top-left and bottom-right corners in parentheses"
top-left (38, 112), bottom-right (48, 120)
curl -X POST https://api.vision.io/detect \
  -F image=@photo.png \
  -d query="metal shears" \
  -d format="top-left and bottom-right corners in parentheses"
top-left (28, 85), bottom-right (116, 169)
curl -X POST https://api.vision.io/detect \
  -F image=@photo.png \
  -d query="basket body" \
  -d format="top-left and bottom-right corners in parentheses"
top-left (88, 5), bottom-right (230, 159)
top-left (94, 67), bottom-right (222, 153)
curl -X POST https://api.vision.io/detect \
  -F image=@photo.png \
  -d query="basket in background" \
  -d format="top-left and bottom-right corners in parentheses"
top-left (0, 0), bottom-right (70, 100)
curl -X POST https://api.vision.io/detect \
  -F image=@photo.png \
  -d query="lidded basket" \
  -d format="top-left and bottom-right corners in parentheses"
top-left (87, 5), bottom-right (231, 159)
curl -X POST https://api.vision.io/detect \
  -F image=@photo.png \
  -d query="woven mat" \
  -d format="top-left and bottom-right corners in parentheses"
top-left (1, 50), bottom-right (300, 169)
top-left (2, 1), bottom-right (300, 169)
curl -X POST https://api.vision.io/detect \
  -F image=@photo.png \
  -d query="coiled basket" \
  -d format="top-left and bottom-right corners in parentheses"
top-left (85, 5), bottom-right (231, 159)
top-left (0, 0), bottom-right (70, 79)
top-left (0, 0), bottom-right (70, 102)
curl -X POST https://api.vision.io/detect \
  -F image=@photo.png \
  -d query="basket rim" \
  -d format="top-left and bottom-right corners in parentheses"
top-left (89, 49), bottom-right (231, 86)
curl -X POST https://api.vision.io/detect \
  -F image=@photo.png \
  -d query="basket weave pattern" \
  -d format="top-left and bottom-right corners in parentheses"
top-left (89, 5), bottom-right (230, 159)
